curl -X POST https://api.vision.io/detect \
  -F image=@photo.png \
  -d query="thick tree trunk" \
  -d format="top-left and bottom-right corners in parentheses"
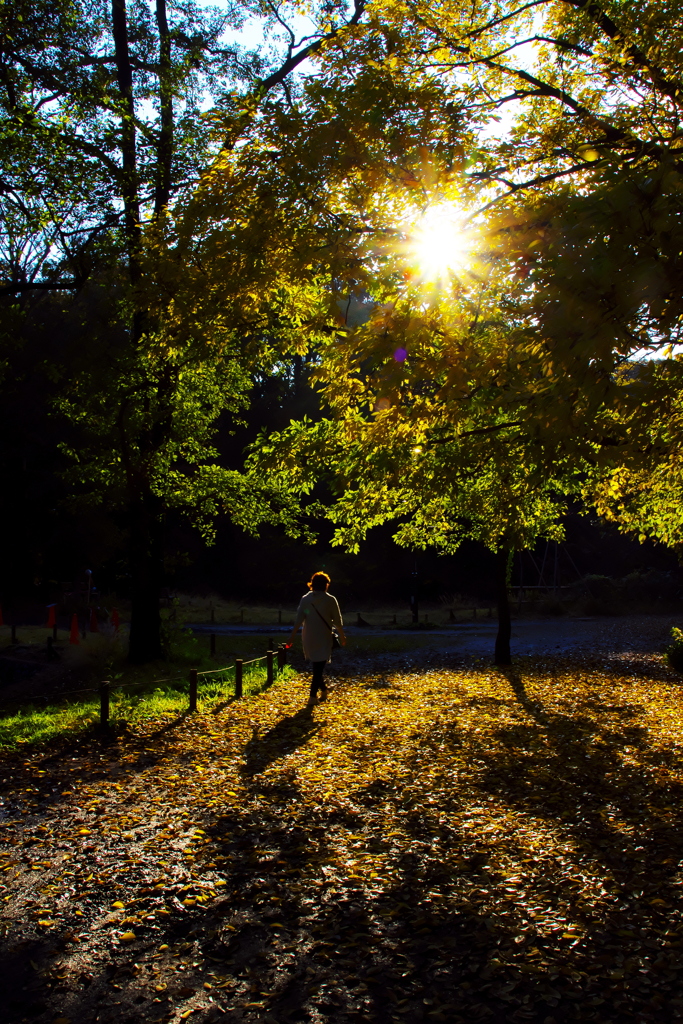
top-left (494, 546), bottom-right (512, 666)
top-left (128, 495), bottom-right (164, 663)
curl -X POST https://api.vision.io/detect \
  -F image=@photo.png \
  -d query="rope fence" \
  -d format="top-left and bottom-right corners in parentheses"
top-left (0, 643), bottom-right (290, 727)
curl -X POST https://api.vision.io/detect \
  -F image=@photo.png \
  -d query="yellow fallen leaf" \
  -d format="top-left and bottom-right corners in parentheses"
top-left (183, 899), bottom-right (196, 907)
top-left (111, 901), bottom-right (125, 909)
top-left (38, 919), bottom-right (54, 927)
top-left (119, 931), bottom-right (136, 943)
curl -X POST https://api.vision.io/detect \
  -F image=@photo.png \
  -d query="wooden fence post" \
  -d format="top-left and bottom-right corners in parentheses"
top-left (100, 680), bottom-right (110, 728)
top-left (267, 650), bottom-right (274, 687)
top-left (189, 669), bottom-right (198, 712)
top-left (235, 659), bottom-right (243, 698)
top-left (277, 644), bottom-right (284, 670)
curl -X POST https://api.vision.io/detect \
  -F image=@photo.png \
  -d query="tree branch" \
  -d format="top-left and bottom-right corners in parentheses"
top-left (258, 0), bottom-right (367, 93)
top-left (562, 0), bottom-right (683, 106)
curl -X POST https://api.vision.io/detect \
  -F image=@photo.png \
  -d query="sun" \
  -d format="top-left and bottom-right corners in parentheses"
top-left (405, 202), bottom-right (474, 285)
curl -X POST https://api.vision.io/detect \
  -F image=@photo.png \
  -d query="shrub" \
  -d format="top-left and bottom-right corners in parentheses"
top-left (665, 627), bottom-right (683, 672)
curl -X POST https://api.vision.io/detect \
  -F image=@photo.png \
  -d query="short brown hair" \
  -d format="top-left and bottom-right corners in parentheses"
top-left (308, 572), bottom-right (331, 592)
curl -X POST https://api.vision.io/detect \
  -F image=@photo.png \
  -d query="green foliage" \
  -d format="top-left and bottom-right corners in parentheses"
top-left (665, 627), bottom-right (683, 673)
top-left (245, 0), bottom-right (683, 565)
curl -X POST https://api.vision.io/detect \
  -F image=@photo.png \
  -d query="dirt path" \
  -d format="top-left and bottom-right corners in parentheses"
top-left (2, 657), bottom-right (683, 1023)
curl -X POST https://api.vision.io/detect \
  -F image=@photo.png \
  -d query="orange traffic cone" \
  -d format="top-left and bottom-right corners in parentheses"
top-left (69, 613), bottom-right (79, 645)
top-left (46, 605), bottom-right (56, 628)
top-left (90, 607), bottom-right (99, 632)
top-left (111, 608), bottom-right (120, 633)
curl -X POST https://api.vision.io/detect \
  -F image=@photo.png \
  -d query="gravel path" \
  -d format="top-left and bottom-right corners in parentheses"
top-left (327, 614), bottom-right (682, 675)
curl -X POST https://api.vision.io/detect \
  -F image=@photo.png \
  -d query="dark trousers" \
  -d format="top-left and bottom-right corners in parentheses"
top-left (309, 661), bottom-right (327, 700)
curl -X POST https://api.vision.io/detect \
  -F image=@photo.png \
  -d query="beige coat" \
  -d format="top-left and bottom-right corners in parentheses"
top-left (294, 591), bottom-right (343, 663)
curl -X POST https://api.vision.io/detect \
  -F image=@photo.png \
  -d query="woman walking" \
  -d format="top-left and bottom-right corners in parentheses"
top-left (289, 572), bottom-right (346, 703)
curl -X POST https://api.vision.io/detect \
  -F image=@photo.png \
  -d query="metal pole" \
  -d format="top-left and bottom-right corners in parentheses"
top-left (267, 650), bottom-right (274, 687)
top-left (277, 644), bottom-right (284, 670)
top-left (100, 680), bottom-right (110, 728)
top-left (235, 659), bottom-right (243, 698)
top-left (189, 668), bottom-right (198, 712)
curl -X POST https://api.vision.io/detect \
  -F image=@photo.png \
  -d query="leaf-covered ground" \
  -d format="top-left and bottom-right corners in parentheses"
top-left (1, 657), bottom-right (683, 1024)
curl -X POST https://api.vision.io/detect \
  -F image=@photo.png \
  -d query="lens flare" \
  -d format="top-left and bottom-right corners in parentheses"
top-left (405, 202), bottom-right (473, 285)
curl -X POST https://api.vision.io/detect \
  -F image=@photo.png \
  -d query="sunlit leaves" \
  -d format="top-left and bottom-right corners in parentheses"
top-left (2, 656), bottom-right (683, 1020)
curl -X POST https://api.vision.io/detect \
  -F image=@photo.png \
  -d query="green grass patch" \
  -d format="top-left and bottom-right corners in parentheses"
top-left (0, 662), bottom-right (296, 753)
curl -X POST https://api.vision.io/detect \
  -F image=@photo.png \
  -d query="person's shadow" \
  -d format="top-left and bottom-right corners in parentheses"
top-left (240, 706), bottom-right (319, 778)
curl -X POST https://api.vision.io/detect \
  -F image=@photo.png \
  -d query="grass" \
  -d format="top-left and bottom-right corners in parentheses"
top-left (163, 594), bottom-right (495, 627)
top-left (0, 654), bottom-right (296, 752)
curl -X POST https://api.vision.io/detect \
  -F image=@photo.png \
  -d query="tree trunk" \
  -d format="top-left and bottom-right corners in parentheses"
top-left (494, 546), bottom-right (512, 666)
top-left (154, 0), bottom-right (174, 215)
top-left (111, 0), bottom-right (140, 259)
top-left (128, 494), bottom-right (164, 663)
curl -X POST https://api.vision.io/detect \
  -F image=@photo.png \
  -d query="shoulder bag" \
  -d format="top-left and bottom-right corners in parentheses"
top-left (312, 604), bottom-right (341, 648)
